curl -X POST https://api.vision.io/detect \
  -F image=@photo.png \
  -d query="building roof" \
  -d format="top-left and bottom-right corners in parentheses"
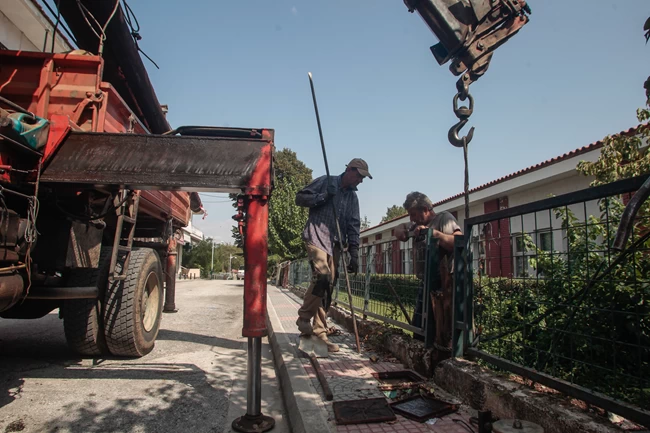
top-left (28, 0), bottom-right (75, 50)
top-left (361, 124), bottom-right (646, 234)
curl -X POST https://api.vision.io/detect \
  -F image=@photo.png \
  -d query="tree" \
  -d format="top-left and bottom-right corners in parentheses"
top-left (381, 205), bottom-right (406, 223)
top-left (361, 215), bottom-right (371, 230)
top-left (268, 149), bottom-right (312, 260)
top-left (230, 148), bottom-right (313, 261)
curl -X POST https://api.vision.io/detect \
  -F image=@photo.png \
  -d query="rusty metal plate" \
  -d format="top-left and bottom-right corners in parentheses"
top-left (41, 131), bottom-right (273, 193)
top-left (371, 370), bottom-right (425, 391)
top-left (332, 398), bottom-right (396, 425)
top-left (389, 395), bottom-right (457, 422)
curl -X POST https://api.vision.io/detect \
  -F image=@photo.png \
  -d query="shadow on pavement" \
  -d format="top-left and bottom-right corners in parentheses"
top-left (41, 363), bottom-right (232, 433)
top-left (157, 329), bottom-right (244, 350)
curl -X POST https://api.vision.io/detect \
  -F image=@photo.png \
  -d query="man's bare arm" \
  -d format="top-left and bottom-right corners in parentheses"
top-left (433, 229), bottom-right (462, 252)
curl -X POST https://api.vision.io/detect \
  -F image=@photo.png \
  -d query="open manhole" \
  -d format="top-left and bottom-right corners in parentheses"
top-left (371, 370), bottom-right (425, 391)
top-left (389, 395), bottom-right (457, 422)
top-left (332, 398), bottom-right (397, 425)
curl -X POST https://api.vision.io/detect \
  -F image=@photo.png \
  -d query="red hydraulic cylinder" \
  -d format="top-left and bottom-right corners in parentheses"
top-left (242, 196), bottom-right (269, 338)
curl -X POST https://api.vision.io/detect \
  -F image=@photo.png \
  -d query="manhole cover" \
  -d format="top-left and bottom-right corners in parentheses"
top-left (390, 395), bottom-right (457, 422)
top-left (333, 398), bottom-right (396, 425)
top-left (371, 370), bottom-right (425, 391)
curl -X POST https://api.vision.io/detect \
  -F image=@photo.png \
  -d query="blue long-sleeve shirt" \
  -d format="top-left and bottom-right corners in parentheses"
top-left (296, 174), bottom-right (360, 256)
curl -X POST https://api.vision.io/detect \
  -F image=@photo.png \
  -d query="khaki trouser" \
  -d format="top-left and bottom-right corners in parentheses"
top-left (297, 243), bottom-right (341, 337)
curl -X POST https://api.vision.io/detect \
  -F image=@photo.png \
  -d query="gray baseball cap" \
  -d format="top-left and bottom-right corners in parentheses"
top-left (347, 158), bottom-right (372, 179)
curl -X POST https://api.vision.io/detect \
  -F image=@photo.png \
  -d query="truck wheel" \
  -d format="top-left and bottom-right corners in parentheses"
top-left (62, 249), bottom-right (112, 356)
top-left (103, 248), bottom-right (163, 357)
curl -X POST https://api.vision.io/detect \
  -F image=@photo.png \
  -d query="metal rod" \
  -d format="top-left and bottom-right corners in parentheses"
top-left (0, 96), bottom-right (36, 120)
top-left (247, 337), bottom-right (262, 416)
top-left (308, 72), bottom-right (362, 353)
top-left (386, 280), bottom-right (412, 324)
top-left (0, 133), bottom-right (43, 157)
top-left (27, 286), bottom-right (99, 300)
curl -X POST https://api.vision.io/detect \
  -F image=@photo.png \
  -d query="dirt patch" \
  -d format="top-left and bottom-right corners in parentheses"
top-left (4, 419), bottom-right (25, 432)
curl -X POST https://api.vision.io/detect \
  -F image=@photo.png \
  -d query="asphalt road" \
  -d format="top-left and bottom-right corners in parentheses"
top-left (0, 279), bottom-right (287, 433)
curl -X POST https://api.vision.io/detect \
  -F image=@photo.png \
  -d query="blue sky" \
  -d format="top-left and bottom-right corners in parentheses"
top-left (128, 0), bottom-right (649, 242)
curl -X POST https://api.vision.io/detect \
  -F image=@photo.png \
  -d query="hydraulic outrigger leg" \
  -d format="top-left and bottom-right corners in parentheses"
top-left (233, 195), bottom-right (275, 433)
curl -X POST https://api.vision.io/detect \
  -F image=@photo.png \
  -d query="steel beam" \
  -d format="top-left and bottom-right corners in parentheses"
top-left (40, 130), bottom-right (274, 194)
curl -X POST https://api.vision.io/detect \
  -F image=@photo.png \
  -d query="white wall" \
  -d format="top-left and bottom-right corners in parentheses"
top-left (0, 10), bottom-right (38, 51)
top-left (0, 0), bottom-right (72, 53)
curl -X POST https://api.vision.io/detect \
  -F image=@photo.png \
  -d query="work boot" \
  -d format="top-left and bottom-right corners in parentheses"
top-left (296, 318), bottom-right (313, 336)
top-left (316, 333), bottom-right (339, 353)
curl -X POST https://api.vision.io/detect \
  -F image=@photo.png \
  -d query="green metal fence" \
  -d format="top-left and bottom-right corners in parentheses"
top-left (281, 238), bottom-right (434, 338)
top-left (454, 175), bottom-right (650, 427)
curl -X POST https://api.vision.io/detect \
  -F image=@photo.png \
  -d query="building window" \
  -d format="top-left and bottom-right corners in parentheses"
top-left (515, 234), bottom-right (527, 254)
top-left (385, 244), bottom-right (392, 274)
top-left (538, 231), bottom-right (553, 251)
top-left (400, 239), bottom-right (413, 275)
top-left (513, 232), bottom-right (531, 277)
top-left (515, 256), bottom-right (530, 277)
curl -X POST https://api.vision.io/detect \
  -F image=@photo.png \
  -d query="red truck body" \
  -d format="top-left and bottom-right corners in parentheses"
top-left (0, 50), bottom-right (192, 227)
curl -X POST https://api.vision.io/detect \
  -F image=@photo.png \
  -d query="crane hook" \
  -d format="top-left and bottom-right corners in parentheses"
top-left (448, 118), bottom-right (475, 148)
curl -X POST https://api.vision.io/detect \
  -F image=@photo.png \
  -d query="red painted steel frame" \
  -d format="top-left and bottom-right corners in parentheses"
top-left (242, 141), bottom-right (273, 338)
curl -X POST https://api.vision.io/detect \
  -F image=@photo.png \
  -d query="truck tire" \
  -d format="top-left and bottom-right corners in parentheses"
top-left (103, 248), bottom-right (163, 357)
top-left (62, 249), bottom-right (112, 356)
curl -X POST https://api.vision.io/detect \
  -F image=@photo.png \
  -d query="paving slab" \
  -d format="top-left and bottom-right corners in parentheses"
top-left (266, 284), bottom-right (474, 433)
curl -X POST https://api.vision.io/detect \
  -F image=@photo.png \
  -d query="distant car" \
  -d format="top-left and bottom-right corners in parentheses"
top-left (237, 266), bottom-right (245, 280)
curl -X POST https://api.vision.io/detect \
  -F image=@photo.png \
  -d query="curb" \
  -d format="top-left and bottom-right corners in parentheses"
top-left (266, 290), bottom-right (334, 433)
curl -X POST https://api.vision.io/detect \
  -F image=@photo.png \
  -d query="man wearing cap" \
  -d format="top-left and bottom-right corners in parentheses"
top-left (394, 191), bottom-right (462, 353)
top-left (295, 158), bottom-right (372, 352)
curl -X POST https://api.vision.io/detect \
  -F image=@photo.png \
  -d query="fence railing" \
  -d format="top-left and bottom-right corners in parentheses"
top-left (454, 175), bottom-right (650, 427)
top-left (278, 238), bottom-right (435, 338)
top-left (274, 175), bottom-right (650, 426)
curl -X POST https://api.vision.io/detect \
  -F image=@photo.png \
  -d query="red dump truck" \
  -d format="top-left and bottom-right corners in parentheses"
top-left (0, 1), bottom-right (274, 360)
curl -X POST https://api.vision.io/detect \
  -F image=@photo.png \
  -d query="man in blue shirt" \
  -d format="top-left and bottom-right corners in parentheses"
top-left (295, 158), bottom-right (372, 352)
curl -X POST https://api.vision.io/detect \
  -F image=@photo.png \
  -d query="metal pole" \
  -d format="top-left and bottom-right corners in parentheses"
top-left (308, 72), bottom-right (362, 353)
top-left (211, 240), bottom-right (215, 277)
top-left (163, 233), bottom-right (178, 313)
top-left (247, 337), bottom-right (262, 416)
top-left (232, 196), bottom-right (275, 433)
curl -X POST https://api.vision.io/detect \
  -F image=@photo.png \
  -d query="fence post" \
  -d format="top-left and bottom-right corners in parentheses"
top-left (452, 234), bottom-right (472, 358)
top-left (423, 230), bottom-right (440, 349)
top-left (362, 246), bottom-right (372, 319)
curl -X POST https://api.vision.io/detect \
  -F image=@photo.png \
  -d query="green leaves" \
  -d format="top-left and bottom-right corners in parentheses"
top-left (381, 205), bottom-right (407, 223)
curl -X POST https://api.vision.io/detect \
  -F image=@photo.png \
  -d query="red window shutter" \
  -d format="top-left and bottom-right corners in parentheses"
top-left (392, 240), bottom-right (401, 274)
top-left (484, 198), bottom-right (513, 277)
top-left (498, 197), bottom-right (512, 277)
top-left (362, 237), bottom-right (368, 244)
top-left (375, 243), bottom-right (383, 274)
top-left (375, 233), bottom-right (382, 241)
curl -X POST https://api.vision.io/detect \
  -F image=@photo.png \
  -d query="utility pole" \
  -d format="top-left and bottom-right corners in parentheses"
top-left (229, 254), bottom-right (234, 275)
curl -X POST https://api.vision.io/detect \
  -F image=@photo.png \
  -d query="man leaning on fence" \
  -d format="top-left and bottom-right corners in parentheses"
top-left (394, 192), bottom-right (462, 354)
top-left (294, 158), bottom-right (372, 353)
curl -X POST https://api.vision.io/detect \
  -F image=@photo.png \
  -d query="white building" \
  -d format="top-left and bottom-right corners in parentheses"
top-left (1, 0), bottom-right (72, 52)
top-left (360, 125), bottom-right (644, 278)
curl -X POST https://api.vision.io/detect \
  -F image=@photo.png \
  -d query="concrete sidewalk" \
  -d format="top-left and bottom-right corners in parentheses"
top-left (266, 284), bottom-right (474, 433)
